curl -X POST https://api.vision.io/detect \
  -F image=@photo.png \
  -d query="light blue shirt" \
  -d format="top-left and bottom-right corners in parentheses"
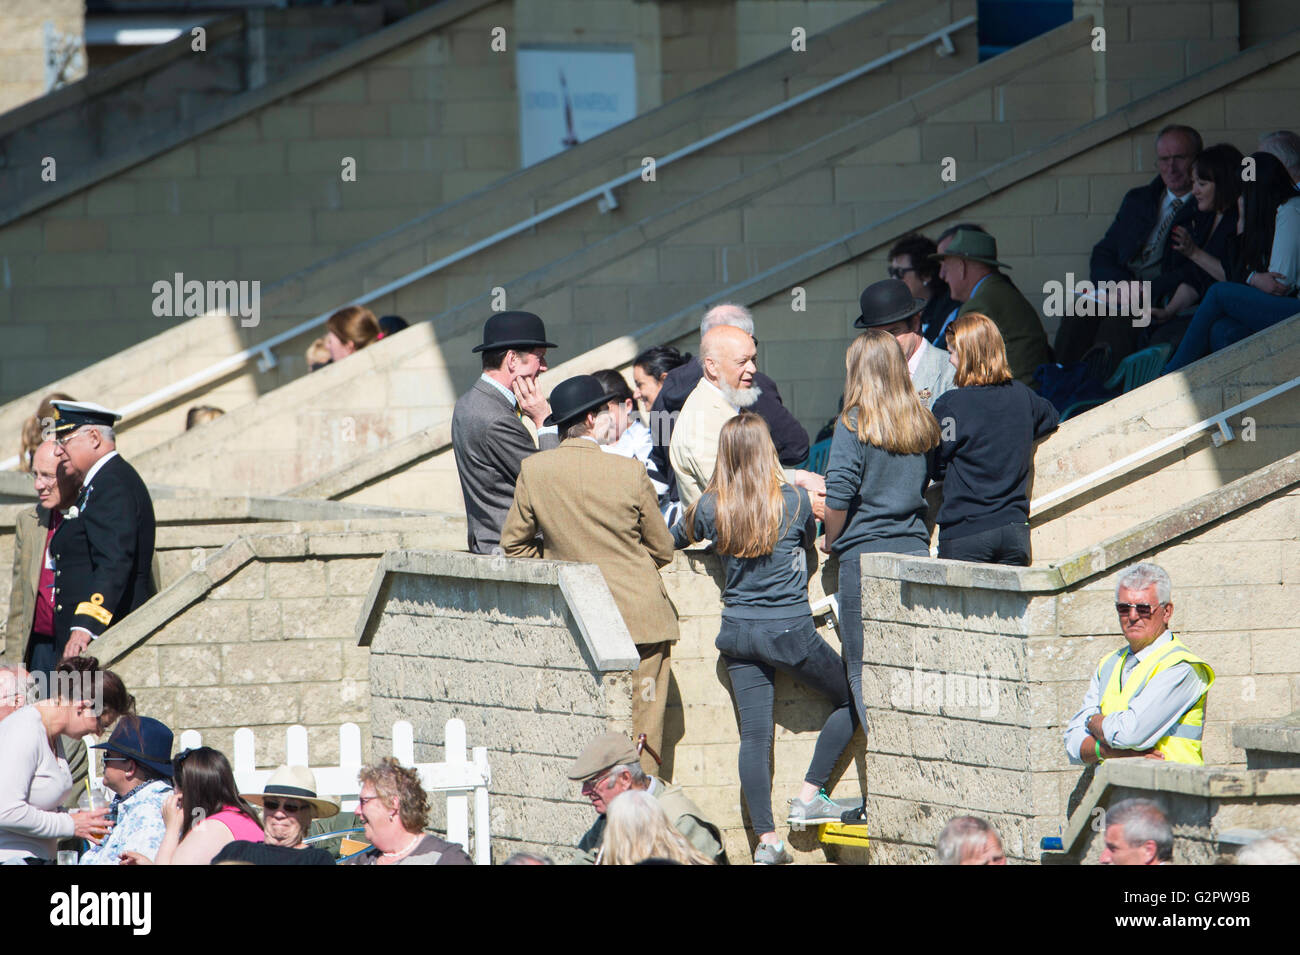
top-left (1062, 631), bottom-right (1210, 764)
top-left (935, 273), bottom-right (993, 342)
top-left (78, 779), bottom-right (173, 865)
top-left (479, 373), bottom-right (557, 438)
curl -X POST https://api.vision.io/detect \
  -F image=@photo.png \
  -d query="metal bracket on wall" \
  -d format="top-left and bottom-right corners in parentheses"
top-left (597, 188), bottom-right (619, 214)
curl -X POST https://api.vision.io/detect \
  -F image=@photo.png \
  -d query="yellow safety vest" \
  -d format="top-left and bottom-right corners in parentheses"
top-left (1096, 634), bottom-right (1215, 765)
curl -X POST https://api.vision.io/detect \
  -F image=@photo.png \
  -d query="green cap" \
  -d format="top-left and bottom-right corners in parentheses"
top-left (929, 228), bottom-right (1011, 270)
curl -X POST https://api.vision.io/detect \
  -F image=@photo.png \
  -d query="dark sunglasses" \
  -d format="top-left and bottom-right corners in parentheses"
top-left (263, 798), bottom-right (310, 813)
top-left (887, 266), bottom-right (917, 280)
top-left (1115, 603), bottom-right (1163, 618)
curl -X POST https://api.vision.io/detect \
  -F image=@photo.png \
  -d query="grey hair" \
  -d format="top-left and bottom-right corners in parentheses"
top-left (88, 424), bottom-right (116, 444)
top-left (1115, 562), bottom-right (1171, 604)
top-left (609, 763), bottom-right (649, 787)
top-left (1105, 798), bottom-right (1172, 862)
top-left (701, 303), bottom-right (754, 338)
top-left (1259, 130), bottom-right (1300, 177)
top-left (1236, 830), bottom-right (1300, 865)
top-left (936, 815), bottom-right (998, 865)
top-left (503, 851), bottom-right (555, 865)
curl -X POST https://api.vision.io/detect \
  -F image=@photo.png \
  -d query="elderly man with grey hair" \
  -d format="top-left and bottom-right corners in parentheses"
top-left (1099, 798), bottom-right (1173, 865)
top-left (1064, 562), bottom-right (1216, 767)
top-left (0, 665), bottom-right (29, 722)
top-left (936, 815), bottom-right (1006, 865)
top-left (1260, 130), bottom-right (1300, 188)
top-left (645, 303), bottom-right (811, 511)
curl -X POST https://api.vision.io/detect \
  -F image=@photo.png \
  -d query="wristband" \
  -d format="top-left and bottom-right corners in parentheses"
top-left (1094, 738), bottom-right (1103, 761)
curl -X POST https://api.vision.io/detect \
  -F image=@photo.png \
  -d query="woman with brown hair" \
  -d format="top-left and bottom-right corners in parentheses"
top-left (323, 305), bottom-right (381, 363)
top-left (823, 329), bottom-right (940, 775)
top-left (931, 313), bottom-right (1058, 566)
top-left (673, 412), bottom-right (855, 865)
top-left (345, 758), bottom-right (471, 865)
top-left (0, 656), bottom-right (133, 863)
top-left (121, 746), bottom-right (263, 865)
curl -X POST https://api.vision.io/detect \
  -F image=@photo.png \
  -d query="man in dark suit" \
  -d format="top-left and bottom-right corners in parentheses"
top-left (451, 311), bottom-right (560, 554)
top-left (49, 401), bottom-right (156, 662)
top-left (1055, 125), bottom-right (1211, 365)
top-left (646, 303), bottom-right (809, 509)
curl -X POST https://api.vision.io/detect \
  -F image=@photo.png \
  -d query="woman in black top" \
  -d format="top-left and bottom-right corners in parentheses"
top-left (930, 313), bottom-right (1059, 566)
top-left (672, 413), bottom-right (855, 865)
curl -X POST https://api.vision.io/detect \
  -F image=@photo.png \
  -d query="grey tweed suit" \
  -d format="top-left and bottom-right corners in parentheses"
top-left (451, 378), bottom-right (560, 554)
top-left (912, 341), bottom-right (957, 410)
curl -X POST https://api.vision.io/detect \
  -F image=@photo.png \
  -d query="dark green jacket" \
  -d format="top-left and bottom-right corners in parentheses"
top-left (959, 272), bottom-right (1051, 386)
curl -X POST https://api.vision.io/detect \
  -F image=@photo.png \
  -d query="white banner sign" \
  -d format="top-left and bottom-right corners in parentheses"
top-left (517, 46), bottom-right (637, 168)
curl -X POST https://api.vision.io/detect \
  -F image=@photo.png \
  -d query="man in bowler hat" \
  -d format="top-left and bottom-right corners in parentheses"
top-left (451, 311), bottom-right (560, 554)
top-left (49, 400), bottom-right (156, 662)
top-left (854, 279), bottom-right (956, 409)
top-left (501, 375), bottom-right (678, 772)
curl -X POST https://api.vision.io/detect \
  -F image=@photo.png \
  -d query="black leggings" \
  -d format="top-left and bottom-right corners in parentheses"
top-left (717, 613), bottom-right (857, 834)
top-left (938, 522), bottom-right (1031, 566)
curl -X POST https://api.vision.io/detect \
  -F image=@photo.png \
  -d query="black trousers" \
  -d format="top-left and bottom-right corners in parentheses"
top-left (938, 522), bottom-right (1031, 566)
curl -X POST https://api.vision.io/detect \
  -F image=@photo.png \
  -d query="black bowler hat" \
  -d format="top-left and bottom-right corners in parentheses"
top-left (471, 310), bottom-right (557, 353)
top-left (544, 375), bottom-right (618, 429)
top-left (854, 279), bottom-right (927, 329)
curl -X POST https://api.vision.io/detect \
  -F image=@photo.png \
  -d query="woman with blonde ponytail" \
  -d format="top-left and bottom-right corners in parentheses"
top-left (673, 413), bottom-right (856, 865)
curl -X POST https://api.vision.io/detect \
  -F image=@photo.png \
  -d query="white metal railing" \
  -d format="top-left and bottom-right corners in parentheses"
top-left (85, 718), bottom-right (492, 865)
top-left (2, 13), bottom-right (974, 469)
top-left (1030, 376), bottom-right (1300, 515)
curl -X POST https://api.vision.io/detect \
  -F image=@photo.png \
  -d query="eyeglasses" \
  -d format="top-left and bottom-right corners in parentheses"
top-left (1115, 603), bottom-right (1164, 618)
top-left (54, 428), bottom-right (86, 448)
top-left (357, 793), bottom-right (381, 810)
top-left (263, 798), bottom-right (310, 813)
top-left (102, 756), bottom-right (131, 762)
top-left (580, 771), bottom-right (613, 796)
top-left (887, 266), bottom-right (917, 280)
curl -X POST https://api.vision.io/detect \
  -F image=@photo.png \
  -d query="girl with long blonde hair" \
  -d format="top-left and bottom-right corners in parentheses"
top-left (930, 313), bottom-right (1058, 566)
top-left (823, 330), bottom-right (939, 813)
top-left (674, 413), bottom-right (857, 865)
top-left (599, 790), bottom-right (715, 865)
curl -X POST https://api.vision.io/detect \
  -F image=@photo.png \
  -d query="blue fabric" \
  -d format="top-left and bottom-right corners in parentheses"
top-left (1165, 282), bottom-right (1300, 372)
top-left (78, 779), bottom-right (172, 865)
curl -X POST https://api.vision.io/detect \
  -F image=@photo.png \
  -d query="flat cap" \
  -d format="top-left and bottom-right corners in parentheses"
top-left (567, 732), bottom-right (640, 780)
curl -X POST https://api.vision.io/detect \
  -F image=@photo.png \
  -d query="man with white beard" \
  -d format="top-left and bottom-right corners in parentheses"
top-left (670, 325), bottom-right (825, 510)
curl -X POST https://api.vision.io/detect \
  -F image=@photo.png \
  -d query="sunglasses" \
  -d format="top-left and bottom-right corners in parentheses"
top-left (1115, 603), bottom-right (1164, 618)
top-left (887, 266), bottom-right (917, 280)
top-left (263, 798), bottom-right (310, 813)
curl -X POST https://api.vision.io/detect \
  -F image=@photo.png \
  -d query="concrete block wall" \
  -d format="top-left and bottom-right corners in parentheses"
top-left (861, 474), bottom-right (1300, 862)
top-left (0, 0), bottom-right (84, 115)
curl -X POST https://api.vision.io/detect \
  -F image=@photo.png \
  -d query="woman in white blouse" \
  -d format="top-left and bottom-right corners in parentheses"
top-left (0, 657), bottom-right (133, 864)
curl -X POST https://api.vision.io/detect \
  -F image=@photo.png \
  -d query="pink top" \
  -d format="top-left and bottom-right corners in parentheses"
top-left (208, 807), bottom-right (264, 843)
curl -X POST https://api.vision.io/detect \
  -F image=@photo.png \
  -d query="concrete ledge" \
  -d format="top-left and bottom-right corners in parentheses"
top-left (354, 550), bottom-right (640, 672)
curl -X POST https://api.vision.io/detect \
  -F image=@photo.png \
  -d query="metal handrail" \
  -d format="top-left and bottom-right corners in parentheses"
top-left (2, 13), bottom-right (975, 466)
top-left (1029, 375), bottom-right (1300, 515)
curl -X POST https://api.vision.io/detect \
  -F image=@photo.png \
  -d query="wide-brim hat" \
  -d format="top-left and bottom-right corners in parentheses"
top-left (242, 765), bottom-right (340, 819)
top-left (49, 400), bottom-right (123, 437)
top-left (567, 732), bottom-right (641, 781)
top-left (854, 278), bottom-right (927, 329)
top-left (928, 228), bottom-right (1011, 269)
top-left (544, 374), bottom-right (618, 429)
top-left (91, 715), bottom-right (175, 779)
top-left (471, 310), bottom-right (557, 353)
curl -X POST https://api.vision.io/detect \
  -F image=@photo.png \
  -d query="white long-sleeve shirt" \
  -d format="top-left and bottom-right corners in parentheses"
top-left (0, 706), bottom-right (76, 861)
top-left (1268, 197), bottom-right (1300, 287)
top-left (1062, 632), bottom-right (1210, 765)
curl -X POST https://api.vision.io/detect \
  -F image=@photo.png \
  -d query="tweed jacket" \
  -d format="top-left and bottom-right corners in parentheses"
top-left (5, 505), bottom-right (48, 663)
top-left (958, 272), bottom-right (1052, 386)
top-left (910, 339), bottom-right (956, 410)
top-left (451, 377), bottom-right (560, 554)
top-left (501, 439), bottom-right (678, 646)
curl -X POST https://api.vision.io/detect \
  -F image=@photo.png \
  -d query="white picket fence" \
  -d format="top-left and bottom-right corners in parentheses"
top-left (86, 718), bottom-right (492, 865)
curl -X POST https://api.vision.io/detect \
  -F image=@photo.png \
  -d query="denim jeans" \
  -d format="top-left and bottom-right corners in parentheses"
top-left (717, 613), bottom-right (857, 835)
top-left (1164, 281), bottom-right (1300, 373)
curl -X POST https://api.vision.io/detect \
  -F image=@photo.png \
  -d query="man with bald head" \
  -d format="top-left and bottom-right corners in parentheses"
top-left (647, 304), bottom-right (810, 510)
top-left (670, 325), bottom-right (824, 510)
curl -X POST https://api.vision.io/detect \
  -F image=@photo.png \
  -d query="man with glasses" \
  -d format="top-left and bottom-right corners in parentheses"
top-left (47, 401), bottom-right (156, 663)
top-left (1063, 562), bottom-right (1215, 766)
top-left (1057, 124), bottom-right (1211, 365)
top-left (568, 732), bottom-right (724, 865)
top-left (79, 716), bottom-right (175, 865)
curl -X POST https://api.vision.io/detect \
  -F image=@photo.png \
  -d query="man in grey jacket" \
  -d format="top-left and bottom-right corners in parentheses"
top-left (854, 279), bottom-right (955, 409)
top-left (451, 311), bottom-right (560, 554)
top-left (811, 280), bottom-right (955, 451)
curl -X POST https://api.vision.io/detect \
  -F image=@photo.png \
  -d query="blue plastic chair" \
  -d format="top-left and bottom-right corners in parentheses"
top-left (804, 438), bottom-right (832, 475)
top-left (1060, 343), bottom-right (1172, 420)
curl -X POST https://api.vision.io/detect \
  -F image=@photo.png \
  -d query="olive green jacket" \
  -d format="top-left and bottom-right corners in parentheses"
top-left (571, 777), bottom-right (726, 865)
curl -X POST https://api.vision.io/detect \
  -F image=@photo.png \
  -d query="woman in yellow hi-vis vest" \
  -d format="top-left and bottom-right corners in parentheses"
top-left (1065, 563), bottom-right (1215, 767)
